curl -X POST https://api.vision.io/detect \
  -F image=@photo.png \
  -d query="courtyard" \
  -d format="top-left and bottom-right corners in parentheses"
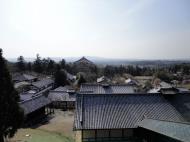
top-left (9, 110), bottom-right (75, 142)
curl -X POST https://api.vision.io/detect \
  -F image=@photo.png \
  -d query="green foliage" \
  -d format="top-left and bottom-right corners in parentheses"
top-left (76, 73), bottom-right (86, 86)
top-left (154, 70), bottom-right (173, 82)
top-left (54, 69), bottom-right (68, 87)
top-left (0, 49), bottom-right (24, 141)
top-left (144, 80), bottom-right (153, 91)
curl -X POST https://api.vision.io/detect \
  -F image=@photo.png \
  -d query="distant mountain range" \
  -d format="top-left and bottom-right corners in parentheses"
top-left (7, 56), bottom-right (190, 66)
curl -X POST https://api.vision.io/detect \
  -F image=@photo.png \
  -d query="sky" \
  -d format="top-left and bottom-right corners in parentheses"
top-left (0, 0), bottom-right (190, 59)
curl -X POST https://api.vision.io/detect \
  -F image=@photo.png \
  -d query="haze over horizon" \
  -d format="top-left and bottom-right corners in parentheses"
top-left (1, 0), bottom-right (190, 59)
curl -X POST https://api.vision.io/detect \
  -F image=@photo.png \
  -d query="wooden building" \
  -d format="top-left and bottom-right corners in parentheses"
top-left (74, 93), bottom-right (185, 142)
top-left (49, 86), bottom-right (76, 110)
top-left (19, 93), bottom-right (53, 126)
top-left (73, 57), bottom-right (96, 73)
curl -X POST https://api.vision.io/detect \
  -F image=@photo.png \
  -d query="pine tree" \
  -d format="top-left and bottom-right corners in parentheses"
top-left (54, 67), bottom-right (68, 87)
top-left (0, 49), bottom-right (24, 142)
top-left (33, 54), bottom-right (43, 73)
top-left (60, 59), bottom-right (66, 69)
top-left (16, 56), bottom-right (26, 72)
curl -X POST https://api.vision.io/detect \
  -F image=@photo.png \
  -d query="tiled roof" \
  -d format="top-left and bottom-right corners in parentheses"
top-left (166, 94), bottom-right (190, 122)
top-left (74, 57), bottom-right (94, 65)
top-left (177, 88), bottom-right (190, 94)
top-left (137, 119), bottom-right (190, 142)
top-left (49, 86), bottom-right (76, 102)
top-left (80, 84), bottom-right (136, 94)
top-left (74, 94), bottom-right (184, 130)
top-left (53, 86), bottom-right (67, 92)
top-left (23, 74), bottom-right (37, 80)
top-left (32, 78), bottom-right (54, 89)
top-left (12, 73), bottom-right (37, 82)
top-left (19, 93), bottom-right (51, 115)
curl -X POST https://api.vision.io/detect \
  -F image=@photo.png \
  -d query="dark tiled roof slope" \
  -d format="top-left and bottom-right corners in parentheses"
top-left (19, 94), bottom-right (51, 115)
top-left (12, 74), bottom-right (37, 82)
top-left (74, 57), bottom-right (94, 65)
top-left (166, 94), bottom-right (190, 122)
top-left (80, 84), bottom-right (135, 94)
top-left (137, 119), bottom-right (190, 142)
top-left (32, 78), bottom-right (53, 89)
top-left (74, 94), bottom-right (185, 130)
top-left (49, 86), bottom-right (76, 102)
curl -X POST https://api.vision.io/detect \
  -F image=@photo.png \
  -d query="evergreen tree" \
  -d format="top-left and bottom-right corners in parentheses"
top-left (16, 56), bottom-right (26, 72)
top-left (33, 54), bottom-right (43, 73)
top-left (76, 73), bottom-right (86, 86)
top-left (54, 68), bottom-right (68, 87)
top-left (47, 58), bottom-right (55, 74)
top-left (0, 49), bottom-right (24, 142)
top-left (26, 62), bottom-right (32, 71)
top-left (60, 59), bottom-right (66, 69)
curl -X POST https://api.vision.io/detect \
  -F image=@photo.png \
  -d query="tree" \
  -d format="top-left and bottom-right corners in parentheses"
top-left (76, 73), bottom-right (86, 86)
top-left (26, 62), bottom-right (32, 71)
top-left (47, 58), bottom-right (55, 74)
top-left (33, 54), bottom-right (43, 73)
top-left (0, 49), bottom-right (24, 142)
top-left (16, 56), bottom-right (26, 72)
top-left (60, 59), bottom-right (66, 69)
top-left (54, 68), bottom-right (68, 87)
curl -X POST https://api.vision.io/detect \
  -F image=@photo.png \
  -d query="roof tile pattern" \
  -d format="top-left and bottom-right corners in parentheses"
top-left (32, 78), bottom-right (53, 89)
top-left (75, 94), bottom-right (184, 130)
top-left (49, 86), bottom-right (76, 102)
top-left (20, 94), bottom-right (51, 115)
top-left (80, 84), bottom-right (135, 94)
top-left (137, 119), bottom-right (190, 142)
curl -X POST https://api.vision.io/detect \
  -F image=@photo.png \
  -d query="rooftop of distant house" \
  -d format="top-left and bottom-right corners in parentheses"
top-left (74, 57), bottom-right (94, 65)
top-left (12, 73), bottom-right (37, 82)
top-left (32, 78), bottom-right (54, 89)
top-left (80, 83), bottom-right (137, 94)
top-left (49, 86), bottom-right (76, 102)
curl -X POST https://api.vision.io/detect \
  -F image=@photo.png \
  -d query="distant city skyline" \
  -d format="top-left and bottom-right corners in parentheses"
top-left (1, 0), bottom-right (190, 59)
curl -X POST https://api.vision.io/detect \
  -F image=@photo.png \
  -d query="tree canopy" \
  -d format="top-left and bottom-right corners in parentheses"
top-left (0, 49), bottom-right (24, 142)
top-left (16, 56), bottom-right (26, 72)
top-left (54, 68), bottom-right (68, 87)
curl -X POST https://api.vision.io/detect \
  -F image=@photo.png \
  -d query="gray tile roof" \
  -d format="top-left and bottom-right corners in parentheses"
top-left (80, 84), bottom-right (136, 94)
top-left (32, 78), bottom-right (54, 89)
top-left (19, 94), bottom-right (51, 115)
top-left (74, 94), bottom-right (185, 130)
top-left (12, 73), bottom-right (37, 82)
top-left (74, 57), bottom-right (94, 65)
top-left (48, 86), bottom-right (76, 102)
top-left (19, 86), bottom-right (53, 115)
top-left (137, 119), bottom-right (190, 142)
top-left (167, 94), bottom-right (190, 121)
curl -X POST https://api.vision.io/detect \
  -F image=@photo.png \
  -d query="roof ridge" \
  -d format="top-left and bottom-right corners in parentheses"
top-left (143, 118), bottom-right (190, 125)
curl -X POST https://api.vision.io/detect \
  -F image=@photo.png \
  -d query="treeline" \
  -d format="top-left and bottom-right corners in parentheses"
top-left (104, 65), bottom-right (156, 77)
top-left (15, 54), bottom-right (66, 74)
top-left (12, 55), bottom-right (190, 83)
top-left (168, 63), bottom-right (190, 75)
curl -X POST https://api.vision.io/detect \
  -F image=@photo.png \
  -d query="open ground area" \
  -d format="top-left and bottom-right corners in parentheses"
top-left (9, 110), bottom-right (75, 142)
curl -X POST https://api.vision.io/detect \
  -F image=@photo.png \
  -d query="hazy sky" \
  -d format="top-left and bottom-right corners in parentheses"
top-left (1, 0), bottom-right (190, 59)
